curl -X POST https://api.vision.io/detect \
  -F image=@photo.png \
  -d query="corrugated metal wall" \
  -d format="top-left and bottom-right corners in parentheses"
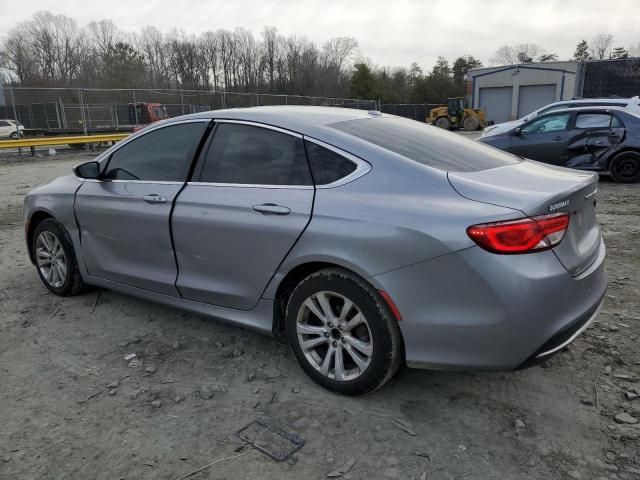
top-left (583, 58), bottom-right (640, 98)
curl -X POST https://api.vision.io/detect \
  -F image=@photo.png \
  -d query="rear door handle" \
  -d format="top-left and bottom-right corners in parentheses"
top-left (553, 135), bottom-right (564, 141)
top-left (252, 203), bottom-right (291, 215)
top-left (142, 194), bottom-right (167, 204)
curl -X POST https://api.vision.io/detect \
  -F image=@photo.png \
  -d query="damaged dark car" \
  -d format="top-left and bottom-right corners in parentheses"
top-left (478, 106), bottom-right (640, 183)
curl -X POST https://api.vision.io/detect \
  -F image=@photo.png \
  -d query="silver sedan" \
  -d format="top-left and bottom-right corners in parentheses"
top-left (23, 107), bottom-right (607, 394)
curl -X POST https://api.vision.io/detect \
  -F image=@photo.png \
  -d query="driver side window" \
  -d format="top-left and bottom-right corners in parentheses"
top-left (105, 122), bottom-right (207, 181)
top-left (521, 113), bottom-right (570, 135)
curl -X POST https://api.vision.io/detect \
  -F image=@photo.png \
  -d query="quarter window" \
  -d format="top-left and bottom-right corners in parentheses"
top-left (305, 141), bottom-right (357, 185)
top-left (521, 113), bottom-right (570, 134)
top-left (104, 122), bottom-right (207, 181)
top-left (198, 123), bottom-right (312, 185)
top-left (575, 113), bottom-right (621, 129)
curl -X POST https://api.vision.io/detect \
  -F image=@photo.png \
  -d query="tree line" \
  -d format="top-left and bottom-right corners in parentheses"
top-left (0, 11), bottom-right (361, 98)
top-left (0, 12), bottom-right (638, 105)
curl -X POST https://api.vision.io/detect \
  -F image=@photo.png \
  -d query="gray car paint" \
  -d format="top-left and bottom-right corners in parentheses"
top-left (24, 106), bottom-right (607, 370)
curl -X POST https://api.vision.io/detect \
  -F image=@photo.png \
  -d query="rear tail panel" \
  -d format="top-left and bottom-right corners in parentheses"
top-left (448, 160), bottom-right (602, 276)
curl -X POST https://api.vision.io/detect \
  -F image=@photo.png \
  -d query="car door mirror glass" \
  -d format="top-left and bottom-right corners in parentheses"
top-left (513, 127), bottom-right (522, 136)
top-left (73, 161), bottom-right (101, 179)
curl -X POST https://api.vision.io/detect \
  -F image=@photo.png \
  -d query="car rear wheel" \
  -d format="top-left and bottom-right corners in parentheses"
top-left (285, 268), bottom-right (403, 395)
top-left (609, 151), bottom-right (640, 183)
top-left (33, 218), bottom-right (88, 296)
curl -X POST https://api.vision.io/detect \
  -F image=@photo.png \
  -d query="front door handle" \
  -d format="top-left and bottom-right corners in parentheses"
top-left (142, 194), bottom-right (167, 204)
top-left (252, 203), bottom-right (291, 215)
top-left (553, 135), bottom-right (564, 141)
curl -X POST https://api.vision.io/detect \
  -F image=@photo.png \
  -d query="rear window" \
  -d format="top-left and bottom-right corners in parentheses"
top-left (330, 117), bottom-right (519, 172)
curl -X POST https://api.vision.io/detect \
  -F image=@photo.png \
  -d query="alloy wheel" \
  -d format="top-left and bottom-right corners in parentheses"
top-left (36, 231), bottom-right (67, 288)
top-left (296, 290), bottom-right (373, 381)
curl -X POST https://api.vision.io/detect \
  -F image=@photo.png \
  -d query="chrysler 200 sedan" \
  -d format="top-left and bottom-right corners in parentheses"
top-left (24, 106), bottom-right (607, 395)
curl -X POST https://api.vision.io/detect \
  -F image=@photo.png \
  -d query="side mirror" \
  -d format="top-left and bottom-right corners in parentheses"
top-left (73, 161), bottom-right (101, 179)
top-left (513, 127), bottom-right (523, 136)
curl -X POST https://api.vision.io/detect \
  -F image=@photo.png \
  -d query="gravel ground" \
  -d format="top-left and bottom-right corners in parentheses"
top-left (1, 148), bottom-right (639, 480)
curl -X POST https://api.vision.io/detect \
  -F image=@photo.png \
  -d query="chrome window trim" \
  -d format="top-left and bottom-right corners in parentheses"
top-left (186, 182), bottom-right (313, 190)
top-left (303, 136), bottom-right (372, 188)
top-left (81, 178), bottom-right (183, 185)
top-left (212, 119), bottom-right (303, 138)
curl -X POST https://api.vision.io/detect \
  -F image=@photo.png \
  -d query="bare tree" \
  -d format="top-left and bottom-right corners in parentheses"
top-left (590, 34), bottom-right (613, 60)
top-left (490, 43), bottom-right (553, 65)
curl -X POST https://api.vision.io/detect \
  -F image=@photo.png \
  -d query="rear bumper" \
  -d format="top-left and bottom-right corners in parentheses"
top-left (370, 239), bottom-right (607, 370)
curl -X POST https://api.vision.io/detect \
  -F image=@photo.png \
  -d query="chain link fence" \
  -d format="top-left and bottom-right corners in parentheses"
top-left (0, 87), bottom-right (377, 135)
top-left (380, 103), bottom-right (442, 122)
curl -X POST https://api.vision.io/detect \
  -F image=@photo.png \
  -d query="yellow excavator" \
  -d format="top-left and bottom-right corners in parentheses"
top-left (428, 97), bottom-right (488, 131)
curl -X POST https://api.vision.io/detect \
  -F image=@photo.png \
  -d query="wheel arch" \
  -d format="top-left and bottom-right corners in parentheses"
top-left (26, 210), bottom-right (54, 264)
top-left (270, 260), bottom-right (404, 347)
top-left (607, 147), bottom-right (640, 169)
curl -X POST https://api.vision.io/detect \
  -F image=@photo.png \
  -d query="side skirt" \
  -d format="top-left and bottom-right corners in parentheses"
top-left (84, 275), bottom-right (274, 335)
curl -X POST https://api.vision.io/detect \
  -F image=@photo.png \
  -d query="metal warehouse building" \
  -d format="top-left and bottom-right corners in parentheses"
top-left (468, 58), bottom-right (640, 124)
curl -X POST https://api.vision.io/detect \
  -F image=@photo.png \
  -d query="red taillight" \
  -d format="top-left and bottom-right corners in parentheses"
top-left (467, 213), bottom-right (570, 254)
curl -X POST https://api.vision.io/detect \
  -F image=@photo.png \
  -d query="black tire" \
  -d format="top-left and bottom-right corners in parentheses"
top-left (609, 151), bottom-right (640, 183)
top-left (435, 117), bottom-right (451, 130)
top-left (10, 131), bottom-right (20, 139)
top-left (285, 268), bottom-right (403, 395)
top-left (462, 116), bottom-right (480, 131)
top-left (32, 218), bottom-right (88, 296)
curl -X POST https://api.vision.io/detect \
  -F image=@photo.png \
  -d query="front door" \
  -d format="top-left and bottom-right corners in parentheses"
top-left (173, 121), bottom-right (314, 310)
top-left (509, 112), bottom-right (571, 165)
top-left (75, 121), bottom-right (209, 295)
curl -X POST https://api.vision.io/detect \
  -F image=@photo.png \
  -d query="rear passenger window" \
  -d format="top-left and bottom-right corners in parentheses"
top-left (575, 113), bottom-right (620, 129)
top-left (305, 141), bottom-right (357, 185)
top-left (105, 122), bottom-right (207, 181)
top-left (198, 123), bottom-right (312, 185)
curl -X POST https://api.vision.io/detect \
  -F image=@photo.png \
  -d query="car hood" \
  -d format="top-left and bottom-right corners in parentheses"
top-left (481, 119), bottom-right (522, 137)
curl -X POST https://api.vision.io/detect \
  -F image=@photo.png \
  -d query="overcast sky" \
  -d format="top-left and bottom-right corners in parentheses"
top-left (1, 0), bottom-right (639, 69)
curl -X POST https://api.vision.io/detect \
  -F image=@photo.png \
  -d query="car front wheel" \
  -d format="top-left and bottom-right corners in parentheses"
top-left (32, 218), bottom-right (88, 296)
top-left (285, 268), bottom-right (403, 395)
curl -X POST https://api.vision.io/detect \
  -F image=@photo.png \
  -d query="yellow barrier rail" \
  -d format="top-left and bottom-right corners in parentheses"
top-left (0, 133), bottom-right (129, 149)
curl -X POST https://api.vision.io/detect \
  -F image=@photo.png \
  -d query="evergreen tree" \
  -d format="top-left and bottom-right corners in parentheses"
top-left (574, 40), bottom-right (591, 61)
top-left (611, 47), bottom-right (629, 59)
top-left (350, 63), bottom-right (379, 99)
top-left (452, 55), bottom-right (482, 86)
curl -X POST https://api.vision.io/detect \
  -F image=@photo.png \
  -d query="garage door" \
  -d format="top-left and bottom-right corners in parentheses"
top-left (479, 87), bottom-right (513, 124)
top-left (517, 84), bottom-right (556, 118)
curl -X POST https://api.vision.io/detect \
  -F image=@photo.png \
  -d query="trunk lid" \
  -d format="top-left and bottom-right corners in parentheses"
top-left (448, 160), bottom-right (602, 276)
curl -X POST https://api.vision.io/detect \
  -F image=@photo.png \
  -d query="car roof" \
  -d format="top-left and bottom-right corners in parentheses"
top-left (537, 105), bottom-right (637, 115)
top-left (188, 105), bottom-right (374, 128)
top-left (561, 98), bottom-right (634, 104)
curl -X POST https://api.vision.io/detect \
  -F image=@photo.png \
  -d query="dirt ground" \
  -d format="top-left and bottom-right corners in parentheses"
top-left (1, 148), bottom-right (639, 480)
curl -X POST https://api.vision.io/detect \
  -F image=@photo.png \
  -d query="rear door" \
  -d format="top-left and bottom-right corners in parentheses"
top-left (75, 120), bottom-right (209, 295)
top-left (172, 121), bottom-right (314, 310)
top-left (566, 112), bottom-right (625, 169)
top-left (509, 112), bottom-right (572, 165)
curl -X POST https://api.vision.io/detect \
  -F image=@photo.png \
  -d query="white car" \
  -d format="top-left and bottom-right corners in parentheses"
top-left (0, 119), bottom-right (25, 139)
top-left (481, 96), bottom-right (640, 138)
